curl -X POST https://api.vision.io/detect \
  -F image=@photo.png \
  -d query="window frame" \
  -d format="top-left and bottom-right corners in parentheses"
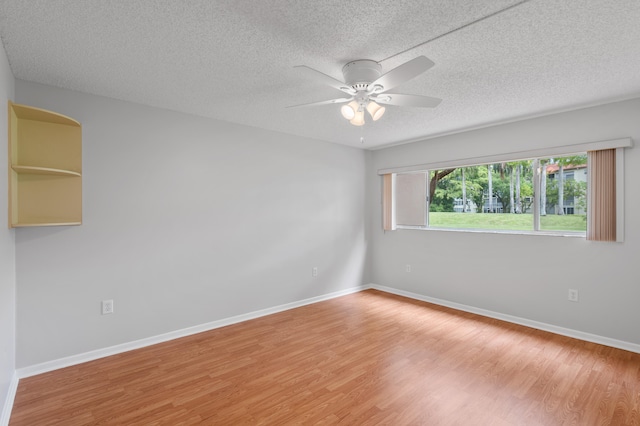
top-left (380, 138), bottom-right (631, 240)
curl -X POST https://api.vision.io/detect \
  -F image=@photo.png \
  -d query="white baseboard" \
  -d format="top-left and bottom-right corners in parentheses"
top-left (369, 284), bottom-right (640, 354)
top-left (16, 282), bottom-right (640, 380)
top-left (17, 285), bottom-right (368, 379)
top-left (0, 371), bottom-right (18, 426)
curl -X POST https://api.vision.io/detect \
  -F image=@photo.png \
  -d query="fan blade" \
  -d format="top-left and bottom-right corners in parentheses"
top-left (372, 93), bottom-right (442, 108)
top-left (286, 97), bottom-right (353, 108)
top-left (370, 56), bottom-right (435, 93)
top-left (294, 65), bottom-right (356, 95)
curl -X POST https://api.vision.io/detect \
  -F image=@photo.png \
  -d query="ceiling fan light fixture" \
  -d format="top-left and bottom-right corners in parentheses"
top-left (340, 100), bottom-right (359, 120)
top-left (350, 109), bottom-right (365, 126)
top-left (366, 101), bottom-right (385, 121)
top-left (291, 55), bottom-right (441, 127)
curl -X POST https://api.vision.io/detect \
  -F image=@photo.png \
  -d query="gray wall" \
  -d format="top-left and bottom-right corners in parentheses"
top-left (7, 76), bottom-right (640, 373)
top-left (370, 98), bottom-right (640, 345)
top-left (15, 81), bottom-right (370, 367)
top-left (0, 42), bottom-right (16, 418)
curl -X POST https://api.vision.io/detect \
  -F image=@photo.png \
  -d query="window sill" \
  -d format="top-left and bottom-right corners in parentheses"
top-left (395, 226), bottom-right (586, 238)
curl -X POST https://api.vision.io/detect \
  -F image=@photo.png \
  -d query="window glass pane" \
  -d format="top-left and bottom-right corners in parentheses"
top-left (394, 153), bottom-right (588, 234)
top-left (396, 172), bottom-right (427, 226)
top-left (539, 154), bottom-right (587, 232)
top-left (428, 163), bottom-right (535, 231)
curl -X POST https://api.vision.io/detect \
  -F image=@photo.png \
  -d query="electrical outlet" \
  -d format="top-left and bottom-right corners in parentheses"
top-left (312, 267), bottom-right (318, 277)
top-left (568, 289), bottom-right (579, 302)
top-left (406, 264), bottom-right (411, 273)
top-left (102, 299), bottom-right (114, 315)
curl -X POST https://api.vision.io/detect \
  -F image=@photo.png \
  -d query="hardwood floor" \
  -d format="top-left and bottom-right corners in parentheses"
top-left (10, 289), bottom-right (640, 425)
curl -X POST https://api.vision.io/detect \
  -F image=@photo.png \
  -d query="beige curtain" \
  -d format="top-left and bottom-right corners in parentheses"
top-left (587, 149), bottom-right (616, 241)
top-left (382, 174), bottom-right (395, 231)
top-left (382, 173), bottom-right (396, 231)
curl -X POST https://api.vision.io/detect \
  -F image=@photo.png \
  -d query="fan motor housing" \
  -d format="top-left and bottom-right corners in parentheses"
top-left (342, 60), bottom-right (382, 88)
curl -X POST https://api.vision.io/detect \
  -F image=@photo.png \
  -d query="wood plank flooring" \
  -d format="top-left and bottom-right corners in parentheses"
top-left (10, 289), bottom-right (640, 425)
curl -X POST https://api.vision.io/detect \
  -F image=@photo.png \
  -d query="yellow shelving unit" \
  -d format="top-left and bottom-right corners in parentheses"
top-left (8, 101), bottom-right (82, 227)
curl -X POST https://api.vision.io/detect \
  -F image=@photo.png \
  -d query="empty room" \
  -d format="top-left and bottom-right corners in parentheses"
top-left (1, 1), bottom-right (639, 424)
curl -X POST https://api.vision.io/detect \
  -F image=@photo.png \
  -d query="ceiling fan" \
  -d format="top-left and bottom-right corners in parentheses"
top-left (289, 56), bottom-right (441, 126)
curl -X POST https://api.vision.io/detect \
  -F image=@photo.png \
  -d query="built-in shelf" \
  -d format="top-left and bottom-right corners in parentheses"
top-left (8, 101), bottom-right (82, 228)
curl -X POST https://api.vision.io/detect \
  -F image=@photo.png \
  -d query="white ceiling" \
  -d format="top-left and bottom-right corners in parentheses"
top-left (1, 0), bottom-right (640, 149)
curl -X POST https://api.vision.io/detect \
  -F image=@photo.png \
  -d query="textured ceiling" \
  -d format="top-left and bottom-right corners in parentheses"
top-left (1, 0), bottom-right (640, 149)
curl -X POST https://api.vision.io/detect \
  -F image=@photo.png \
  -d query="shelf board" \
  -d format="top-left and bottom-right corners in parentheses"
top-left (11, 221), bottom-right (82, 228)
top-left (10, 102), bottom-right (81, 127)
top-left (12, 165), bottom-right (81, 177)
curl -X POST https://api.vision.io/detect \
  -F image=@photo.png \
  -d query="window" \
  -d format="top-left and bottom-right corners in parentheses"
top-left (538, 155), bottom-right (587, 232)
top-left (381, 138), bottom-right (630, 241)
top-left (394, 155), bottom-right (586, 234)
